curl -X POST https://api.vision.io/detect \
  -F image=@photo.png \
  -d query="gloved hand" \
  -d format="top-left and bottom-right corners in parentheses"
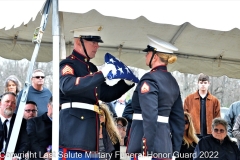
top-left (104, 53), bottom-right (139, 83)
top-left (124, 79), bottom-right (134, 86)
top-left (101, 63), bottom-right (117, 78)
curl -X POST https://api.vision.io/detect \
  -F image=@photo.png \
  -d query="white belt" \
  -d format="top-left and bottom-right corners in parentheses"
top-left (132, 113), bottom-right (169, 123)
top-left (61, 102), bottom-right (100, 113)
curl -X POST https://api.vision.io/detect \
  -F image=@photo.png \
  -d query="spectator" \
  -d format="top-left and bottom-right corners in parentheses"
top-left (184, 73), bottom-right (221, 139)
top-left (16, 69), bottom-right (52, 116)
top-left (115, 117), bottom-right (128, 146)
top-left (176, 112), bottom-right (199, 160)
top-left (0, 92), bottom-right (29, 159)
top-left (194, 118), bottom-right (240, 160)
top-left (27, 96), bottom-right (52, 160)
top-left (98, 103), bottom-right (120, 160)
top-left (23, 101), bottom-right (38, 120)
top-left (224, 101), bottom-right (240, 138)
top-left (114, 94), bottom-right (128, 117)
top-left (4, 75), bottom-right (22, 97)
top-left (233, 113), bottom-right (240, 149)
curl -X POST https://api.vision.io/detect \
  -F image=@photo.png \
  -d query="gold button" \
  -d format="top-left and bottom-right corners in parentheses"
top-left (142, 146), bottom-right (145, 149)
top-left (96, 93), bottom-right (98, 96)
top-left (143, 140), bottom-right (145, 143)
top-left (90, 72), bottom-right (93, 75)
top-left (85, 58), bottom-right (87, 62)
top-left (88, 66), bottom-right (89, 68)
top-left (81, 116), bottom-right (84, 119)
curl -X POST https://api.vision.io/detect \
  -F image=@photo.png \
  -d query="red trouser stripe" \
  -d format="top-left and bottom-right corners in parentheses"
top-left (62, 148), bottom-right (67, 160)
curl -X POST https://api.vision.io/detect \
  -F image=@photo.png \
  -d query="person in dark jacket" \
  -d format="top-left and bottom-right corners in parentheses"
top-left (126, 34), bottom-right (185, 160)
top-left (98, 103), bottom-right (120, 160)
top-left (59, 28), bottom-right (135, 160)
top-left (0, 92), bottom-right (29, 160)
top-left (194, 118), bottom-right (240, 160)
top-left (27, 96), bottom-right (52, 160)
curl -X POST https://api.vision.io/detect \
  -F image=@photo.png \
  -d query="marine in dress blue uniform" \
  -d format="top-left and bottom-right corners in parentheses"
top-left (59, 28), bottom-right (135, 160)
top-left (126, 35), bottom-right (185, 160)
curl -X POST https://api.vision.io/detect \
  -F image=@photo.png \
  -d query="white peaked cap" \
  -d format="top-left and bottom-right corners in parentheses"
top-left (147, 34), bottom-right (178, 53)
top-left (70, 26), bottom-right (103, 38)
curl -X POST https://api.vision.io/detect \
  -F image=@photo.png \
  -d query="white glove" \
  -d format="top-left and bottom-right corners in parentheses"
top-left (106, 78), bottom-right (121, 86)
top-left (124, 79), bottom-right (134, 85)
top-left (101, 63), bottom-right (117, 78)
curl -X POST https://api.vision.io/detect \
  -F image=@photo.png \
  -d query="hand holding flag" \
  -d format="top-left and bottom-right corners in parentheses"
top-left (104, 53), bottom-right (139, 83)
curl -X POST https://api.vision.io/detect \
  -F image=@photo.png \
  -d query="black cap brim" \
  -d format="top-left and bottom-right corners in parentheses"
top-left (142, 45), bottom-right (156, 52)
top-left (81, 35), bottom-right (103, 43)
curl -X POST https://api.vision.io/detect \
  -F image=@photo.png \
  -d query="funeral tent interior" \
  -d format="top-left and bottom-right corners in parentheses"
top-left (1, 1), bottom-right (240, 158)
top-left (0, 1), bottom-right (240, 79)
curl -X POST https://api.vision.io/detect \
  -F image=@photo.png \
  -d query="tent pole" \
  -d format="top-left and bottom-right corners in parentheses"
top-left (5, 0), bottom-right (52, 159)
top-left (52, 0), bottom-right (60, 158)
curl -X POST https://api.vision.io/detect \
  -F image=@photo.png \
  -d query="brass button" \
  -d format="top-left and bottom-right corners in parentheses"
top-left (90, 72), bottom-right (93, 75)
top-left (96, 93), bottom-right (98, 96)
top-left (143, 140), bottom-right (145, 143)
top-left (81, 116), bottom-right (84, 119)
top-left (85, 58), bottom-right (87, 62)
top-left (142, 146), bottom-right (145, 149)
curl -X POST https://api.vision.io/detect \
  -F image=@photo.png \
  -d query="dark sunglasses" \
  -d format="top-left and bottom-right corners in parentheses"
top-left (25, 109), bottom-right (38, 113)
top-left (33, 76), bottom-right (45, 79)
top-left (213, 128), bottom-right (225, 133)
top-left (185, 120), bottom-right (189, 124)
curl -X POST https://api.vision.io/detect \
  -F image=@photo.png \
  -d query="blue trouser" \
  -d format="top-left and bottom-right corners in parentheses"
top-left (59, 148), bottom-right (99, 160)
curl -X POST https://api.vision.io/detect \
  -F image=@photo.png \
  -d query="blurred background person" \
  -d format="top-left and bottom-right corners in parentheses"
top-left (176, 112), bottom-right (199, 160)
top-left (27, 97), bottom-right (52, 160)
top-left (23, 101), bottom-right (38, 120)
top-left (194, 118), bottom-right (240, 160)
top-left (99, 103), bottom-right (121, 160)
top-left (224, 100), bottom-right (240, 142)
top-left (233, 113), bottom-right (240, 149)
top-left (16, 69), bottom-right (52, 116)
top-left (184, 73), bottom-right (221, 139)
top-left (4, 75), bottom-right (22, 97)
top-left (115, 117), bottom-right (128, 146)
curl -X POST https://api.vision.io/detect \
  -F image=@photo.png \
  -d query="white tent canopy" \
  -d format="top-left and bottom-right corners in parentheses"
top-left (0, 0), bottom-right (240, 78)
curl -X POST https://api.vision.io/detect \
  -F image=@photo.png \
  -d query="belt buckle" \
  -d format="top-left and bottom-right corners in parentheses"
top-left (94, 105), bottom-right (100, 114)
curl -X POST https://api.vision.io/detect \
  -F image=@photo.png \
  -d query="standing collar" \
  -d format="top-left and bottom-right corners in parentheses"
top-left (151, 65), bottom-right (167, 72)
top-left (71, 50), bottom-right (90, 62)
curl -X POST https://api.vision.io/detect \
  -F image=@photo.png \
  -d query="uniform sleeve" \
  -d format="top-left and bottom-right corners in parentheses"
top-left (27, 119), bottom-right (46, 158)
top-left (138, 79), bottom-right (159, 154)
top-left (60, 61), bottom-right (105, 95)
top-left (232, 115), bottom-right (240, 140)
top-left (169, 93), bottom-right (185, 155)
top-left (224, 104), bottom-right (234, 137)
top-left (99, 80), bottom-right (134, 102)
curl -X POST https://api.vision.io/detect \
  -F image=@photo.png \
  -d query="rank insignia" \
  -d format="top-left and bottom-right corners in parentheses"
top-left (62, 65), bottom-right (74, 75)
top-left (141, 82), bottom-right (150, 93)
